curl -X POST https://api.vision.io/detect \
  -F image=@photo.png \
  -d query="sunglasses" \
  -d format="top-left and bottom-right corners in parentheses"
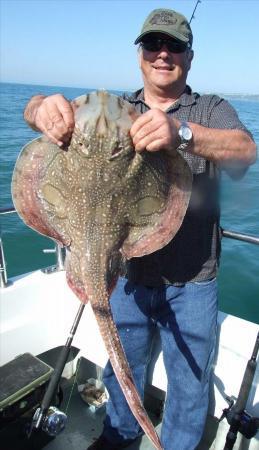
top-left (141, 37), bottom-right (190, 54)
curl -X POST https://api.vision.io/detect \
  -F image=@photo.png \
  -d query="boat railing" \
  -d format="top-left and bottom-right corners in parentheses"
top-left (0, 205), bottom-right (66, 287)
top-left (0, 205), bottom-right (259, 289)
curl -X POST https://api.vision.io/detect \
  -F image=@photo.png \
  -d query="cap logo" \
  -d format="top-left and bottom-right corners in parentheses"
top-left (149, 12), bottom-right (177, 26)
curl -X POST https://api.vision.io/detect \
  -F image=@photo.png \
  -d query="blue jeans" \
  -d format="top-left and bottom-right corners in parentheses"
top-left (102, 277), bottom-right (218, 450)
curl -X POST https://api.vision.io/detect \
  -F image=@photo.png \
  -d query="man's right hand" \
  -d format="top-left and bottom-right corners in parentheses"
top-left (24, 94), bottom-right (75, 147)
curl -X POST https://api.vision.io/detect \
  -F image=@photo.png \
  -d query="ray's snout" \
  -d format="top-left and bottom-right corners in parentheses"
top-left (74, 90), bottom-right (135, 138)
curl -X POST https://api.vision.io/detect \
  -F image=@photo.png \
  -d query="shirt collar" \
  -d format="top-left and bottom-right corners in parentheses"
top-left (126, 85), bottom-right (197, 110)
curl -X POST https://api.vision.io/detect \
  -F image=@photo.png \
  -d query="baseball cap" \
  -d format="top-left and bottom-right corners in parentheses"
top-left (134, 8), bottom-right (193, 46)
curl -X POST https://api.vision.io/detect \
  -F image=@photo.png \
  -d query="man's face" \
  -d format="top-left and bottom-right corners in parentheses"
top-left (138, 33), bottom-right (193, 92)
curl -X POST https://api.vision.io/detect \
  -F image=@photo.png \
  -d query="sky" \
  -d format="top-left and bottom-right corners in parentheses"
top-left (0, 0), bottom-right (259, 94)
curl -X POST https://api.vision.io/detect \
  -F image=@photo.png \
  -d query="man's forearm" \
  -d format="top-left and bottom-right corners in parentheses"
top-left (187, 122), bottom-right (257, 169)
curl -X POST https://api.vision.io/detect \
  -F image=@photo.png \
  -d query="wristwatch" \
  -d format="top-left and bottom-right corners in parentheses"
top-left (178, 121), bottom-right (193, 150)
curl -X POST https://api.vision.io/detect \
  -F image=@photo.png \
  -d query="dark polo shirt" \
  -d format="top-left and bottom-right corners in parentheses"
top-left (122, 86), bottom-right (249, 286)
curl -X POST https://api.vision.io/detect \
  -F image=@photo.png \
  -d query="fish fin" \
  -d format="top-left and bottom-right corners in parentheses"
top-left (12, 136), bottom-right (71, 246)
top-left (122, 150), bottom-right (192, 258)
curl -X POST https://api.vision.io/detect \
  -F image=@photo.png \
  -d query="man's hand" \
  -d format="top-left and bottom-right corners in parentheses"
top-left (130, 109), bottom-right (181, 153)
top-left (24, 94), bottom-right (75, 146)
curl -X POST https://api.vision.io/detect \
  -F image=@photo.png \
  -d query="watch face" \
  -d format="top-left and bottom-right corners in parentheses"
top-left (182, 125), bottom-right (192, 141)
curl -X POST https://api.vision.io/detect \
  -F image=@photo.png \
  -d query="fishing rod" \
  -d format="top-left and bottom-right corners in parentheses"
top-left (220, 331), bottom-right (259, 449)
top-left (189, 0), bottom-right (201, 24)
top-left (28, 303), bottom-right (85, 437)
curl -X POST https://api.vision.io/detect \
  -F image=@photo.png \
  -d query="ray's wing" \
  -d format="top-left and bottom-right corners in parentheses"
top-left (12, 136), bottom-right (71, 247)
top-left (122, 149), bottom-right (192, 259)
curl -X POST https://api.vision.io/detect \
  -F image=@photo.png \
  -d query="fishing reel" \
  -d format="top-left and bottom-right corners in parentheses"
top-left (29, 405), bottom-right (67, 437)
top-left (220, 396), bottom-right (259, 440)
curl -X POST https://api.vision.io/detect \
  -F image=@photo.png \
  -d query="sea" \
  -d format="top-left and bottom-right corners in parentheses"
top-left (0, 82), bottom-right (258, 325)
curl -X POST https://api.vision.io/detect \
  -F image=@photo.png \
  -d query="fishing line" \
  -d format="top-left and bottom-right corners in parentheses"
top-left (64, 356), bottom-right (82, 414)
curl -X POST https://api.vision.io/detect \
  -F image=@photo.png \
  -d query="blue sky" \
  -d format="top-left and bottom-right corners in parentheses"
top-left (1, 0), bottom-right (259, 94)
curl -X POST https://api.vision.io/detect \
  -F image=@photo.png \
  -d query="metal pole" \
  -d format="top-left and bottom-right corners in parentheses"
top-left (0, 236), bottom-right (8, 288)
top-left (221, 229), bottom-right (259, 246)
top-left (0, 206), bottom-right (15, 215)
top-left (56, 245), bottom-right (66, 271)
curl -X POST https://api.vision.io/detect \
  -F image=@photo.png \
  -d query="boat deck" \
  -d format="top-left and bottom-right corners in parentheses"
top-left (0, 374), bottom-right (161, 450)
top-left (0, 363), bottom-right (217, 450)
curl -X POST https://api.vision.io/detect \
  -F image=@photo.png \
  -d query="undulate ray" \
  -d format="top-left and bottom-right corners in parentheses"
top-left (12, 91), bottom-right (192, 449)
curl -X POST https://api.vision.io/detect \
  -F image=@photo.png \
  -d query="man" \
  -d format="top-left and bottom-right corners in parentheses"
top-left (24, 8), bottom-right (256, 450)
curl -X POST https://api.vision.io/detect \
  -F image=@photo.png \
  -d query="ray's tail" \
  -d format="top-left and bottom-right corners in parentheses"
top-left (90, 294), bottom-right (163, 450)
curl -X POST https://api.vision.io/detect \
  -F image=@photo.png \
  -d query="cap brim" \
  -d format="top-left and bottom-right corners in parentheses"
top-left (134, 30), bottom-right (189, 45)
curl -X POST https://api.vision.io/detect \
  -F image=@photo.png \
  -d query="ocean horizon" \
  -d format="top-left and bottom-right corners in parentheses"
top-left (1, 81), bottom-right (259, 102)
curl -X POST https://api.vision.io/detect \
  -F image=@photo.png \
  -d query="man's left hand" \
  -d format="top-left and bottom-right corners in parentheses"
top-left (130, 109), bottom-right (180, 152)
